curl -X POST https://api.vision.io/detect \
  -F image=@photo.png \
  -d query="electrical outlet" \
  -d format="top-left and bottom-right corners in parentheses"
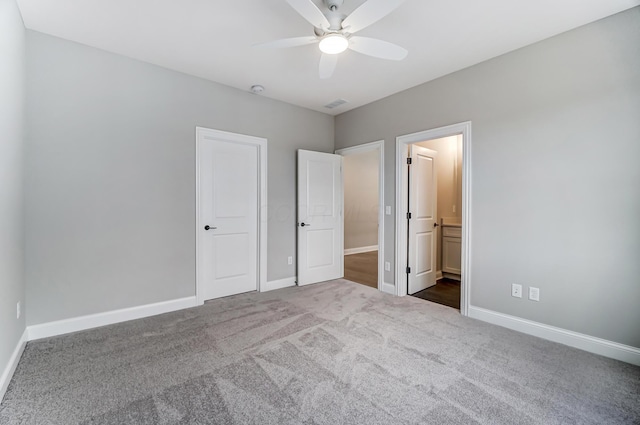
top-left (384, 261), bottom-right (391, 272)
top-left (385, 206), bottom-right (392, 215)
top-left (511, 284), bottom-right (522, 298)
top-left (452, 205), bottom-right (456, 213)
top-left (529, 287), bottom-right (540, 301)
top-left (17, 301), bottom-right (20, 319)
top-left (287, 256), bottom-right (293, 265)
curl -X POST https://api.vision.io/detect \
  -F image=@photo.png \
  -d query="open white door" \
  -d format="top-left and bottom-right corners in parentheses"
top-left (407, 145), bottom-right (438, 294)
top-left (197, 128), bottom-right (266, 302)
top-left (297, 150), bottom-right (343, 286)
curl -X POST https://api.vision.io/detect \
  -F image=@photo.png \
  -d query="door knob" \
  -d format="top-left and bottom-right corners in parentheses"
top-left (299, 222), bottom-right (311, 227)
top-left (204, 225), bottom-right (217, 230)
top-left (433, 223), bottom-right (439, 228)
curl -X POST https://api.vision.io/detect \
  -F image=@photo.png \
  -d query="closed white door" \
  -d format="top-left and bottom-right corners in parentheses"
top-left (198, 133), bottom-right (259, 300)
top-left (408, 145), bottom-right (438, 294)
top-left (297, 150), bottom-right (343, 285)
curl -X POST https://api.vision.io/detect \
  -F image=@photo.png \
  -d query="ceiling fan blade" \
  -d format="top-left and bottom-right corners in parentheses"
top-left (286, 0), bottom-right (330, 29)
top-left (319, 53), bottom-right (338, 79)
top-left (254, 36), bottom-right (318, 49)
top-left (348, 36), bottom-right (408, 60)
top-left (341, 0), bottom-right (405, 34)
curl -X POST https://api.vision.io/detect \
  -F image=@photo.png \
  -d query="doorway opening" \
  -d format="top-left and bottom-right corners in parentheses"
top-left (395, 122), bottom-right (471, 315)
top-left (336, 141), bottom-right (384, 291)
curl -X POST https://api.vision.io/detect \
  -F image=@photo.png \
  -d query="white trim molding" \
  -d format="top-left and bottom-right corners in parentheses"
top-left (0, 328), bottom-right (28, 403)
top-left (396, 122), bottom-right (471, 316)
top-left (336, 140), bottom-right (385, 293)
top-left (468, 306), bottom-right (640, 366)
top-left (27, 297), bottom-right (198, 341)
top-left (381, 282), bottom-right (395, 295)
top-left (344, 245), bottom-right (378, 256)
top-left (264, 277), bottom-right (297, 292)
top-left (442, 272), bottom-right (461, 281)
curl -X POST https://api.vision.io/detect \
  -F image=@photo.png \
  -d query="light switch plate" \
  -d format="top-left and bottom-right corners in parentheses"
top-left (385, 206), bottom-right (392, 215)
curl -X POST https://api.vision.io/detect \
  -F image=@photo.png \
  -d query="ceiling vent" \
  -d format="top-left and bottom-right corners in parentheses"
top-left (324, 98), bottom-right (348, 109)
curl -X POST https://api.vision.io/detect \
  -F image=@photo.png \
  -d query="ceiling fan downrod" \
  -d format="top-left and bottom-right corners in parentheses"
top-left (324, 0), bottom-right (343, 12)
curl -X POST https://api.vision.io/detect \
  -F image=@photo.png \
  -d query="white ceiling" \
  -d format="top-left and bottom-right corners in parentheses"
top-left (16, 0), bottom-right (640, 115)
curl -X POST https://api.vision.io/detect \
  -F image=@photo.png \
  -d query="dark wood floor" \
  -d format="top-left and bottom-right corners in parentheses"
top-left (411, 278), bottom-right (460, 310)
top-left (344, 253), bottom-right (459, 311)
top-left (344, 251), bottom-right (378, 289)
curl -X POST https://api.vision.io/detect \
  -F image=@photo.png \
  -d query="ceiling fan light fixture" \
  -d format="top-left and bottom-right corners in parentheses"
top-left (319, 34), bottom-right (349, 54)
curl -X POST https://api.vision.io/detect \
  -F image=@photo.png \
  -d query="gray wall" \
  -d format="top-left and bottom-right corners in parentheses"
top-left (0, 0), bottom-right (26, 383)
top-left (25, 31), bottom-right (334, 325)
top-left (335, 8), bottom-right (640, 348)
top-left (344, 150), bottom-right (379, 250)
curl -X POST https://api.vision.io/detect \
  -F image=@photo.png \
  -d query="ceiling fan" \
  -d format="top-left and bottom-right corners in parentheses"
top-left (256, 0), bottom-right (408, 79)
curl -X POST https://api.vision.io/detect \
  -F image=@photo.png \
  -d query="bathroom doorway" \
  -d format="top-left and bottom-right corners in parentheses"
top-left (395, 122), bottom-right (471, 315)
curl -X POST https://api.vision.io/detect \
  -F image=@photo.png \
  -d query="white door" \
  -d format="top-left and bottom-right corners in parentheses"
top-left (197, 132), bottom-right (259, 300)
top-left (408, 145), bottom-right (438, 294)
top-left (297, 150), bottom-right (343, 285)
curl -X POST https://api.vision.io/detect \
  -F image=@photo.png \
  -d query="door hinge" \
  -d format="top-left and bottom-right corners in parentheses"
top-left (406, 157), bottom-right (412, 165)
top-left (406, 212), bottom-right (412, 219)
top-left (406, 266), bottom-right (411, 274)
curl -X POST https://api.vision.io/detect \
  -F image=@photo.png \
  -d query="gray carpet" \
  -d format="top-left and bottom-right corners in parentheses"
top-left (1, 279), bottom-right (639, 424)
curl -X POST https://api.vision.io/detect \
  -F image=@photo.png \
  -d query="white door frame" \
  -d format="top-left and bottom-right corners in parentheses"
top-left (336, 140), bottom-right (385, 292)
top-left (195, 127), bottom-right (268, 305)
top-left (395, 122), bottom-right (471, 316)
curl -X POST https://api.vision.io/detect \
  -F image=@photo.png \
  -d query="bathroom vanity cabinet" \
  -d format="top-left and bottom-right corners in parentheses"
top-left (442, 225), bottom-right (461, 277)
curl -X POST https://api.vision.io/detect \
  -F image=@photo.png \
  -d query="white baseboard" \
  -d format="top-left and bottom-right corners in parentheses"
top-left (27, 296), bottom-right (198, 341)
top-left (0, 328), bottom-right (28, 403)
top-left (344, 245), bottom-right (378, 256)
top-left (263, 277), bottom-right (297, 292)
top-left (436, 271), bottom-right (443, 281)
top-left (442, 272), bottom-right (461, 281)
top-left (468, 306), bottom-right (640, 366)
top-left (381, 282), bottom-right (395, 295)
